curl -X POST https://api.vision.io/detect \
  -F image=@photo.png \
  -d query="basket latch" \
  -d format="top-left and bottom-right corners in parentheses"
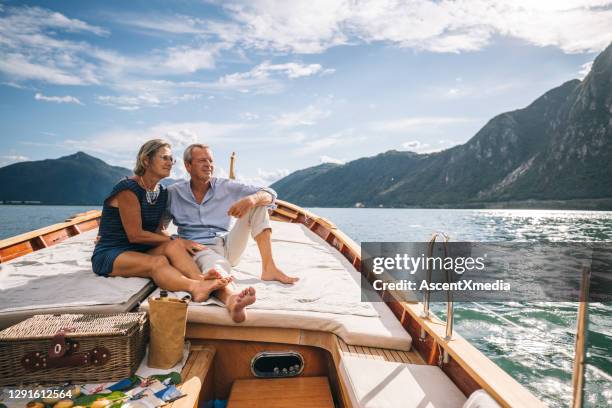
top-left (48, 328), bottom-right (73, 358)
top-left (21, 329), bottom-right (112, 370)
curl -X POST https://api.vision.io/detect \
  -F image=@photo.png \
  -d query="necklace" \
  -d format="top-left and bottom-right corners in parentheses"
top-left (139, 176), bottom-right (160, 205)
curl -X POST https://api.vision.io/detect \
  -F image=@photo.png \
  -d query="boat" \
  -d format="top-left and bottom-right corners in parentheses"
top-left (0, 167), bottom-right (588, 407)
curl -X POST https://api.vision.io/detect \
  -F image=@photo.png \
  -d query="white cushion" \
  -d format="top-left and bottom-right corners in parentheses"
top-left (142, 221), bottom-right (413, 351)
top-left (340, 356), bottom-right (467, 408)
top-left (0, 229), bottom-right (154, 329)
top-left (463, 390), bottom-right (501, 408)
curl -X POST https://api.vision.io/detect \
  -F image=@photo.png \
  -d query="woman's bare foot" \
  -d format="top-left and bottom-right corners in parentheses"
top-left (261, 265), bottom-right (299, 284)
top-left (227, 287), bottom-right (256, 323)
top-left (201, 268), bottom-right (223, 280)
top-left (191, 277), bottom-right (232, 302)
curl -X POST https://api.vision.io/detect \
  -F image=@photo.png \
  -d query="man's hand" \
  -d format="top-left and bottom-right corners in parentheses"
top-left (177, 238), bottom-right (207, 255)
top-left (228, 196), bottom-right (256, 218)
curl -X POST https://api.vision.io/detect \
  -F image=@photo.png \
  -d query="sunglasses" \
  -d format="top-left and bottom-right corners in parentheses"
top-left (159, 154), bottom-right (177, 165)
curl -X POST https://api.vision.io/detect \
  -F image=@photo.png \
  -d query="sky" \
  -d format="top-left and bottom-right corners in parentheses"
top-left (1, 0), bottom-right (611, 185)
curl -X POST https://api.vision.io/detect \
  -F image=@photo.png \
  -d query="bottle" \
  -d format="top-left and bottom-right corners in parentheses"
top-left (159, 290), bottom-right (169, 301)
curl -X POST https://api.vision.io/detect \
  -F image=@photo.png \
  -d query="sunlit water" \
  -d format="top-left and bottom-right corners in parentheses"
top-left (1, 206), bottom-right (610, 407)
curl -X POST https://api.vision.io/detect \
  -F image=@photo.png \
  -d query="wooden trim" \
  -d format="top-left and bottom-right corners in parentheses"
top-left (185, 323), bottom-right (425, 408)
top-left (571, 267), bottom-right (590, 408)
top-left (227, 376), bottom-right (334, 408)
top-left (166, 345), bottom-right (216, 408)
top-left (0, 210), bottom-right (101, 263)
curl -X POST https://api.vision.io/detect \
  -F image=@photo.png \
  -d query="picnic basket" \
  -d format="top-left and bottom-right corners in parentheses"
top-left (0, 313), bottom-right (148, 386)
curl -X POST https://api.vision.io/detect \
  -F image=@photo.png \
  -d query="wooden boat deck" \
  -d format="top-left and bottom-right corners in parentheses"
top-left (337, 337), bottom-right (425, 365)
top-left (0, 201), bottom-right (547, 407)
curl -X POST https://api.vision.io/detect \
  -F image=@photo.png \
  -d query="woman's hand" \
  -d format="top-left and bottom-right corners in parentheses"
top-left (177, 238), bottom-right (207, 255)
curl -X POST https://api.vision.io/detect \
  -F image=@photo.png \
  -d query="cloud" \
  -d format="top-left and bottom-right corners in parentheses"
top-left (114, 14), bottom-right (209, 35)
top-left (401, 139), bottom-right (455, 153)
top-left (371, 116), bottom-right (475, 132)
top-left (293, 128), bottom-right (358, 155)
top-left (242, 112), bottom-right (260, 120)
top-left (273, 104), bottom-right (331, 127)
top-left (94, 60), bottom-right (329, 109)
top-left (401, 140), bottom-right (431, 152)
top-left (97, 93), bottom-right (200, 110)
top-left (0, 54), bottom-right (94, 86)
top-left (35, 92), bottom-right (83, 105)
top-left (261, 62), bottom-right (326, 78)
top-left (0, 6), bottom-right (106, 85)
top-left (320, 155), bottom-right (345, 164)
top-left (578, 60), bottom-right (594, 79)
top-left (0, 4), bottom-right (223, 99)
top-left (0, 154), bottom-right (29, 168)
top-left (214, 0), bottom-right (612, 54)
top-left (238, 168), bottom-right (291, 186)
top-left (215, 61), bottom-right (329, 94)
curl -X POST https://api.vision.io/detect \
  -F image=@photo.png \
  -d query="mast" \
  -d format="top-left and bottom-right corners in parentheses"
top-left (229, 151), bottom-right (236, 180)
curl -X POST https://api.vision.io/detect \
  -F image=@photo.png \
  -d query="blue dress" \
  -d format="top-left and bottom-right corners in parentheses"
top-left (91, 178), bottom-right (168, 276)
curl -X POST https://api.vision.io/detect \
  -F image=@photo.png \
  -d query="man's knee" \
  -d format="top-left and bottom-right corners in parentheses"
top-left (249, 205), bottom-right (269, 218)
top-left (249, 206), bottom-right (271, 239)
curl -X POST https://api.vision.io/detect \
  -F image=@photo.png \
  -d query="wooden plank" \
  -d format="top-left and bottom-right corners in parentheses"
top-left (346, 345), bottom-right (358, 355)
top-left (0, 210), bottom-right (101, 264)
top-left (380, 348), bottom-right (395, 362)
top-left (228, 377), bottom-right (334, 408)
top-left (0, 241), bottom-right (34, 263)
top-left (0, 210), bottom-right (101, 249)
top-left (186, 324), bottom-right (301, 345)
top-left (366, 347), bottom-right (386, 361)
top-left (274, 207), bottom-right (299, 220)
top-left (166, 346), bottom-right (216, 408)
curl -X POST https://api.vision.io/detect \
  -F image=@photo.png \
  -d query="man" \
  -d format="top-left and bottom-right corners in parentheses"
top-left (164, 144), bottom-right (298, 318)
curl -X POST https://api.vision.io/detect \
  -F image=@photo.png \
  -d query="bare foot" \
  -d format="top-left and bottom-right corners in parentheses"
top-left (261, 265), bottom-right (299, 284)
top-left (191, 277), bottom-right (231, 302)
top-left (227, 287), bottom-right (256, 323)
top-left (201, 268), bottom-right (223, 280)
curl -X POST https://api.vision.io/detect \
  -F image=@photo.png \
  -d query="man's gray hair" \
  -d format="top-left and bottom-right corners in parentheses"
top-left (183, 143), bottom-right (210, 163)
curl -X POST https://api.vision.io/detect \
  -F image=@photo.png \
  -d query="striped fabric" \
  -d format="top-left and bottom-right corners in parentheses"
top-left (91, 177), bottom-right (167, 276)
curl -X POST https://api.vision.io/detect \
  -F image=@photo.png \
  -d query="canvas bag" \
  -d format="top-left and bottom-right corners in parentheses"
top-left (148, 293), bottom-right (189, 368)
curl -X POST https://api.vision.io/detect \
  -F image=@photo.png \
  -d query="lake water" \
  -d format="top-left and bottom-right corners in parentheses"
top-left (1, 205), bottom-right (611, 407)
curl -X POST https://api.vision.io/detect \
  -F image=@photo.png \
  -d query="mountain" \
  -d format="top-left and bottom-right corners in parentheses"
top-left (271, 42), bottom-right (612, 209)
top-left (0, 152), bottom-right (132, 205)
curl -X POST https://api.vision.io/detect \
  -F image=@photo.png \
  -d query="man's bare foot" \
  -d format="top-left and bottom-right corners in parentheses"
top-left (261, 265), bottom-right (299, 284)
top-left (191, 277), bottom-right (231, 302)
top-left (201, 268), bottom-right (223, 280)
top-left (227, 287), bottom-right (256, 323)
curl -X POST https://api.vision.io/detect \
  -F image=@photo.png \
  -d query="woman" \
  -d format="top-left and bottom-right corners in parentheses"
top-left (91, 139), bottom-right (229, 302)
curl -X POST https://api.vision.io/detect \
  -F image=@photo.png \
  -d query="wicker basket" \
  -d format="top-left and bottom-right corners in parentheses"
top-left (0, 313), bottom-right (148, 386)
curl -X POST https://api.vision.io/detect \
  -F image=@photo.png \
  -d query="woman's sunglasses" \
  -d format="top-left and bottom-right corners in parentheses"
top-left (159, 154), bottom-right (177, 165)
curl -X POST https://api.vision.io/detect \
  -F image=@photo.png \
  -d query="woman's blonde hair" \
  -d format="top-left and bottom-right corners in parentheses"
top-left (134, 139), bottom-right (171, 176)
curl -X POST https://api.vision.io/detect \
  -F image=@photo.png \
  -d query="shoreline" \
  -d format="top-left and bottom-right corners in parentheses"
top-left (2, 198), bottom-right (612, 211)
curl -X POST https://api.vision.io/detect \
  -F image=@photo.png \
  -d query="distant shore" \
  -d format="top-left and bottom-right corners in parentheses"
top-left (325, 198), bottom-right (612, 211)
top-left (3, 198), bottom-right (612, 210)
